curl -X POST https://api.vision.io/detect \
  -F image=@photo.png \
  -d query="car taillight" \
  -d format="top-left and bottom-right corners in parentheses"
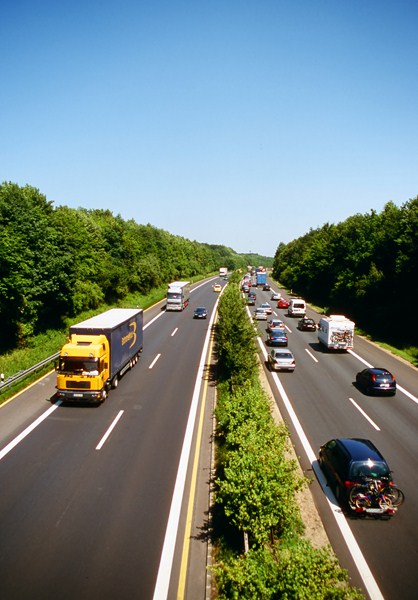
top-left (344, 480), bottom-right (357, 488)
top-left (371, 374), bottom-right (377, 381)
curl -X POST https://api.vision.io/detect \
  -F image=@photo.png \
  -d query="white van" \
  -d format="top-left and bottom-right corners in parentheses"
top-left (288, 298), bottom-right (306, 317)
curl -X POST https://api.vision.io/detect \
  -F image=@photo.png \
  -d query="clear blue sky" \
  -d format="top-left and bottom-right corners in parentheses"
top-left (1, 0), bottom-right (417, 257)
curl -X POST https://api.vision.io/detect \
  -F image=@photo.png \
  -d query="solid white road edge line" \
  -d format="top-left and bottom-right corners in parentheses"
top-left (257, 338), bottom-right (384, 600)
top-left (152, 294), bottom-right (220, 600)
top-left (348, 398), bottom-right (381, 431)
top-left (96, 410), bottom-right (124, 450)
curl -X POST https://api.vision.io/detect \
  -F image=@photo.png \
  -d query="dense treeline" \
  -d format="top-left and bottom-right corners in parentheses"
top-left (272, 197), bottom-right (418, 347)
top-left (0, 182), bottom-right (270, 350)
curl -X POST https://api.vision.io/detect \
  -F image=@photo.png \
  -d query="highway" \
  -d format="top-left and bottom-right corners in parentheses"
top-left (1, 275), bottom-right (418, 600)
top-left (251, 281), bottom-right (418, 600)
top-left (0, 278), bottom-right (219, 600)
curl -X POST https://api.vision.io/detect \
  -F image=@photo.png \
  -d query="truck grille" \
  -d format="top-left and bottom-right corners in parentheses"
top-left (66, 381), bottom-right (91, 389)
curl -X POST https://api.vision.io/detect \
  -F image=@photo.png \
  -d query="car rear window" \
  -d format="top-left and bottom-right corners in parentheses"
top-left (350, 460), bottom-right (390, 479)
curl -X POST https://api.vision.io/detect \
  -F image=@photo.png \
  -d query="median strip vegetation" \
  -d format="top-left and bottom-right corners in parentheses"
top-left (211, 275), bottom-right (364, 599)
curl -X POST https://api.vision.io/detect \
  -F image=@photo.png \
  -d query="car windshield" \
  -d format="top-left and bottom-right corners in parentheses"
top-left (350, 460), bottom-right (390, 479)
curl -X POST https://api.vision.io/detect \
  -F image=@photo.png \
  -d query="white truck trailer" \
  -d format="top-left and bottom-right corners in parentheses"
top-left (219, 267), bottom-right (228, 277)
top-left (166, 281), bottom-right (190, 311)
top-left (318, 315), bottom-right (355, 350)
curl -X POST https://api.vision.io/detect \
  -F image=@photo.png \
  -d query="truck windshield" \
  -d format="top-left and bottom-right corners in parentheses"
top-left (167, 292), bottom-right (181, 299)
top-left (59, 358), bottom-right (99, 374)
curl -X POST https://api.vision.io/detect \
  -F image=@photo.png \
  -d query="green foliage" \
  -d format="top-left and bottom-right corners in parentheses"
top-left (216, 283), bottom-right (259, 389)
top-left (0, 181), bottom-right (271, 351)
top-left (215, 385), bottom-right (304, 546)
top-left (213, 541), bottom-right (364, 599)
top-left (212, 277), bottom-right (364, 599)
top-left (272, 197), bottom-right (418, 347)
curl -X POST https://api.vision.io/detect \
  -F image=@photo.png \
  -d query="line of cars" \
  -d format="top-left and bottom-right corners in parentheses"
top-left (247, 280), bottom-right (403, 517)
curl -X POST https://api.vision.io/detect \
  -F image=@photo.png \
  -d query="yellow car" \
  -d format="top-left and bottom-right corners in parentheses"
top-left (213, 284), bottom-right (222, 292)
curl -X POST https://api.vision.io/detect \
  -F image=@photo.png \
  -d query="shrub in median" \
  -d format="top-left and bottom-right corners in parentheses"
top-left (212, 276), bottom-right (364, 599)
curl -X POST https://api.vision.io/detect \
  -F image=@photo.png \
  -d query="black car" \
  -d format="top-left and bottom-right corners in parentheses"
top-left (263, 283), bottom-right (271, 291)
top-left (297, 317), bottom-right (317, 331)
top-left (319, 438), bottom-right (392, 503)
top-left (266, 330), bottom-right (288, 346)
top-left (193, 306), bottom-right (207, 319)
top-left (356, 367), bottom-right (396, 396)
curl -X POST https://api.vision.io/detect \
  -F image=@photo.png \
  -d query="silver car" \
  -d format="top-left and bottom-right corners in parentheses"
top-left (267, 348), bottom-right (296, 371)
top-left (254, 307), bottom-right (268, 320)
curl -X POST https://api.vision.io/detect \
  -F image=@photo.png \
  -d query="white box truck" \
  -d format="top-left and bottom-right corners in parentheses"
top-left (166, 281), bottom-right (190, 311)
top-left (318, 315), bottom-right (355, 350)
top-left (219, 267), bottom-right (228, 277)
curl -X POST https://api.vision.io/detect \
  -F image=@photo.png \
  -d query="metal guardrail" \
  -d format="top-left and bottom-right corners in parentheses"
top-left (0, 352), bottom-right (59, 393)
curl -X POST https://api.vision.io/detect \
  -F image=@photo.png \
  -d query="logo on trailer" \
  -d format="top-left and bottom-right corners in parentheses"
top-left (122, 321), bottom-right (137, 348)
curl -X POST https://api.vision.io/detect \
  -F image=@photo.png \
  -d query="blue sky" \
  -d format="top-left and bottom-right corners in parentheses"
top-left (1, 0), bottom-right (417, 257)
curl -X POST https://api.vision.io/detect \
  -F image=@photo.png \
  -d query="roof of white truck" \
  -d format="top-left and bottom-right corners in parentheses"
top-left (168, 281), bottom-right (190, 288)
top-left (320, 314), bottom-right (354, 324)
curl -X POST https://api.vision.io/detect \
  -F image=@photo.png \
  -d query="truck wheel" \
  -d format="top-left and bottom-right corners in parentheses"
top-left (111, 376), bottom-right (119, 389)
top-left (101, 390), bottom-right (107, 402)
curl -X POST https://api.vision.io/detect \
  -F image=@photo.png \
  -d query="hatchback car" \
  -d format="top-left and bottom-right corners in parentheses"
top-left (263, 283), bottom-right (271, 291)
top-left (253, 307), bottom-right (268, 320)
top-left (266, 318), bottom-right (285, 332)
top-left (213, 284), bottom-right (222, 292)
top-left (267, 348), bottom-right (295, 371)
top-left (271, 292), bottom-right (281, 301)
top-left (260, 302), bottom-right (272, 315)
top-left (266, 330), bottom-right (288, 346)
top-left (193, 306), bottom-right (207, 319)
top-left (319, 438), bottom-right (392, 504)
top-left (297, 317), bottom-right (317, 331)
top-left (277, 298), bottom-right (290, 309)
top-left (246, 295), bottom-right (256, 306)
top-left (356, 368), bottom-right (396, 396)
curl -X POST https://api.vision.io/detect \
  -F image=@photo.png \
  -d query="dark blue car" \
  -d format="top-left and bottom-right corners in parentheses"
top-left (193, 306), bottom-right (207, 319)
top-left (266, 330), bottom-right (288, 346)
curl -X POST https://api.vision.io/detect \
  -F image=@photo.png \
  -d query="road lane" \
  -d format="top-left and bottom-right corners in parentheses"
top-left (0, 278), bottom-right (221, 600)
top-left (254, 281), bottom-right (418, 600)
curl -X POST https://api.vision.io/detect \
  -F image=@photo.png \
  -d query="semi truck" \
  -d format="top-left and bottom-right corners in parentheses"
top-left (166, 281), bottom-right (190, 311)
top-left (219, 267), bottom-right (228, 277)
top-left (318, 315), bottom-right (355, 350)
top-left (56, 308), bottom-right (143, 403)
top-left (256, 271), bottom-right (267, 287)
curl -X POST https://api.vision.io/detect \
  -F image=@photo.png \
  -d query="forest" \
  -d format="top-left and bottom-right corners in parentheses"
top-left (0, 182), bottom-right (270, 351)
top-left (272, 197), bottom-right (418, 349)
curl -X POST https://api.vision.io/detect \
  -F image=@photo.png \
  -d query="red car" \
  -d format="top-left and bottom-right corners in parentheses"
top-left (277, 298), bottom-right (290, 309)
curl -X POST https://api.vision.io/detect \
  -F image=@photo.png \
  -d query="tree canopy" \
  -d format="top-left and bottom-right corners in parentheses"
top-left (272, 197), bottom-right (418, 345)
top-left (0, 182), bottom-right (271, 349)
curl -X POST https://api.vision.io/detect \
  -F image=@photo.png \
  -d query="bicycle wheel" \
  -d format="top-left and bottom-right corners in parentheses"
top-left (348, 486), bottom-right (370, 510)
top-left (384, 486), bottom-right (405, 507)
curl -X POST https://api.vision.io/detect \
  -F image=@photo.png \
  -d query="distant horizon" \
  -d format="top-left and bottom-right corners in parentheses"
top-left (1, 1), bottom-right (417, 256)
